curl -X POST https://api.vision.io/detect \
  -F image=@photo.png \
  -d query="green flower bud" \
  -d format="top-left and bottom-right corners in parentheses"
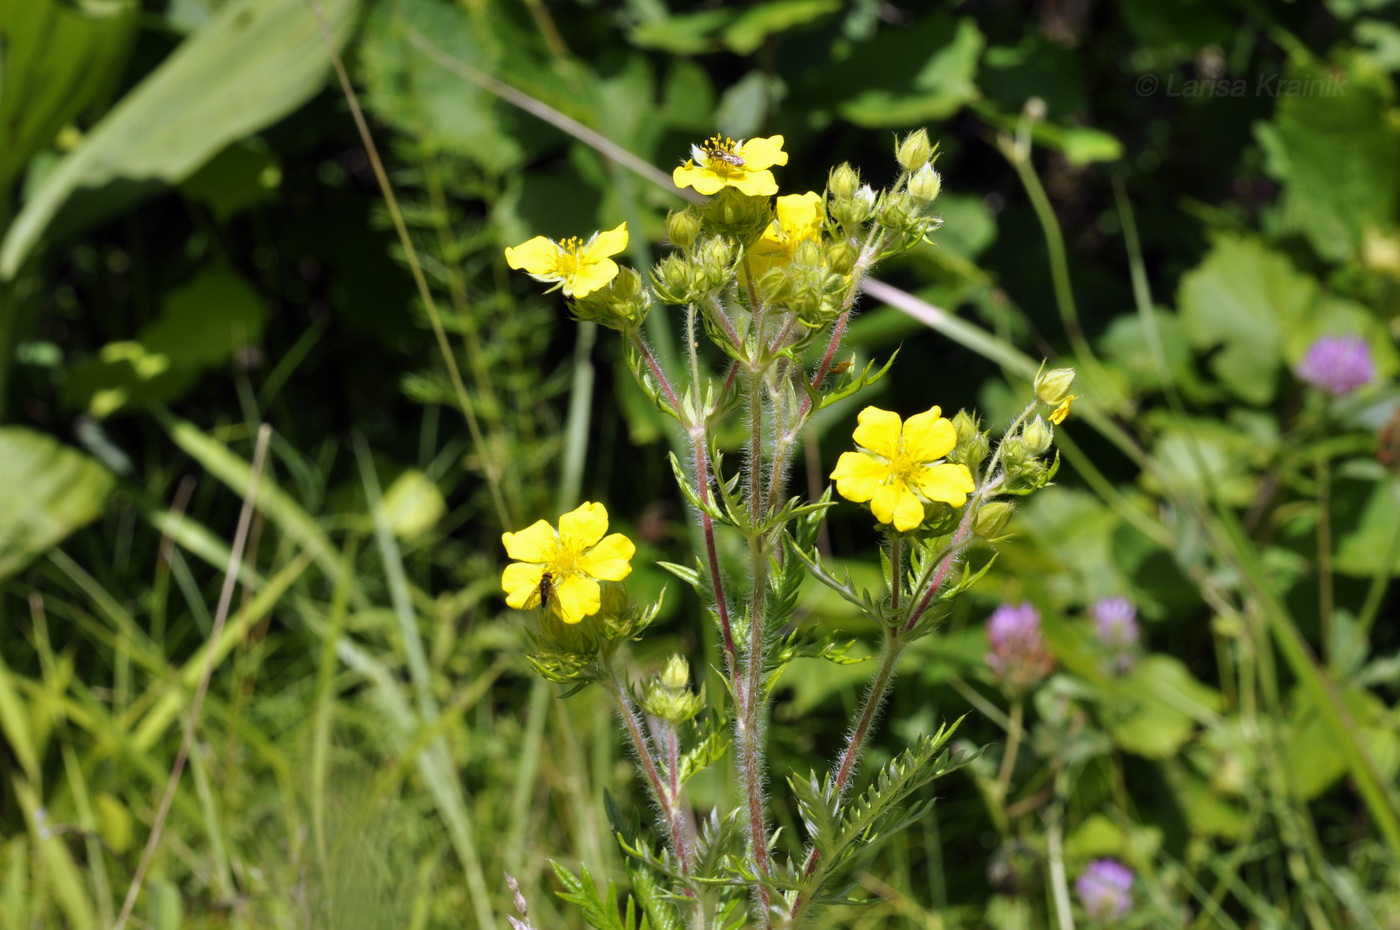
top-left (666, 207), bottom-right (703, 251)
top-left (827, 162), bottom-right (861, 200)
top-left (569, 267), bottom-right (650, 332)
top-left (639, 654), bottom-right (705, 724)
top-left (973, 500), bottom-right (1016, 539)
top-left (831, 185), bottom-right (877, 228)
top-left (697, 236), bottom-right (735, 285)
top-left (948, 410), bottom-right (990, 470)
top-left (1023, 416), bottom-right (1053, 455)
top-left (651, 253), bottom-right (698, 305)
top-left (1034, 364), bottom-right (1077, 405)
top-left (701, 188), bottom-right (772, 245)
top-left (876, 191), bottom-right (916, 233)
top-left (826, 239), bottom-right (859, 276)
top-left (907, 164), bottom-right (941, 204)
top-left (896, 128), bottom-right (933, 170)
top-left (660, 654), bottom-right (690, 691)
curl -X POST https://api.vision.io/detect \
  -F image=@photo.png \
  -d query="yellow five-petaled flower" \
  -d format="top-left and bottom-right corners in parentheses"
top-left (501, 502), bottom-right (636, 625)
top-left (830, 406), bottom-right (976, 532)
top-left (673, 135), bottom-right (789, 197)
top-left (747, 191), bottom-right (825, 278)
top-left (504, 223), bottom-right (629, 298)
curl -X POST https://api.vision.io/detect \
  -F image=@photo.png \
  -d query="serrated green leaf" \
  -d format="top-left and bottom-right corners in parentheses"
top-left (0, 428), bottom-right (113, 580)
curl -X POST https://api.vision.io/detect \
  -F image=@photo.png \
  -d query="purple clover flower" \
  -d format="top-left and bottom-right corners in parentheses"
top-left (1076, 858), bottom-right (1134, 922)
top-left (1092, 596), bottom-right (1140, 674)
top-left (985, 602), bottom-right (1054, 692)
top-left (1294, 335), bottom-right (1376, 397)
top-left (1093, 597), bottom-right (1140, 650)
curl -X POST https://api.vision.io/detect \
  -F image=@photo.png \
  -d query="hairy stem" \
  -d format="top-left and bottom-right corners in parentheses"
top-left (607, 674), bottom-right (692, 875)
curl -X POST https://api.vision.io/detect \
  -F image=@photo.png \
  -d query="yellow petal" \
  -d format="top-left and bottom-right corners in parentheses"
top-left (584, 223), bottom-right (629, 261)
top-left (502, 519), bottom-right (557, 562)
top-left (674, 163), bottom-right (725, 195)
top-left (775, 192), bottom-right (823, 240)
top-left (553, 573), bottom-right (601, 625)
top-left (851, 407), bottom-right (903, 459)
top-left (502, 561), bottom-right (546, 608)
top-left (1049, 396), bottom-right (1077, 425)
top-left (562, 258), bottom-right (619, 298)
top-left (730, 170), bottom-right (778, 197)
top-left (738, 135), bottom-right (788, 170)
top-left (913, 463), bottom-right (975, 506)
top-left (871, 481), bottom-right (922, 531)
top-left (831, 451), bottom-right (887, 503)
top-left (504, 236), bottom-right (561, 274)
top-left (582, 532), bottom-right (635, 581)
top-left (901, 407), bottom-right (956, 461)
top-left (559, 501), bottom-right (609, 548)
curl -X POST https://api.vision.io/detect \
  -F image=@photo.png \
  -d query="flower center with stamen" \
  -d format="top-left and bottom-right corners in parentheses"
top-left (553, 236), bottom-right (588, 275)
top-left (702, 135), bottom-right (745, 172)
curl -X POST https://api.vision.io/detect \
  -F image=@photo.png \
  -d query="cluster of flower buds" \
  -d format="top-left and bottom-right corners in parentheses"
top-left (570, 266), bottom-right (651, 332)
top-left (638, 654), bottom-right (705, 724)
top-left (525, 584), bottom-right (660, 686)
top-left (985, 601), bottom-right (1055, 694)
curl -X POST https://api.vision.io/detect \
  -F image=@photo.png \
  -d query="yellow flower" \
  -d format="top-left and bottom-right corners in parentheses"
top-left (830, 406), bottom-right (976, 532)
top-left (673, 135), bottom-right (789, 197)
top-left (504, 223), bottom-right (629, 298)
top-left (1048, 395), bottom-right (1079, 425)
top-left (501, 502), bottom-right (636, 625)
top-left (747, 191), bottom-right (825, 278)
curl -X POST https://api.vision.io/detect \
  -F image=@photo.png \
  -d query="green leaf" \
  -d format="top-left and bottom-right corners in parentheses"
top-left (1255, 53), bottom-right (1400, 263)
top-left (1336, 477), bottom-right (1400, 576)
top-left (177, 138), bottom-right (281, 221)
top-left (0, 428), bottom-right (113, 580)
top-left (1177, 235), bottom-right (1316, 404)
top-left (0, 0), bottom-right (138, 191)
top-left (64, 267), bottom-right (266, 417)
top-left (0, 0), bottom-right (359, 277)
top-left (722, 0), bottom-right (840, 55)
top-left (1285, 684), bottom-right (1400, 799)
top-left (831, 14), bottom-right (983, 128)
top-left (630, 8), bottom-right (737, 55)
top-left (1103, 656), bottom-right (1222, 759)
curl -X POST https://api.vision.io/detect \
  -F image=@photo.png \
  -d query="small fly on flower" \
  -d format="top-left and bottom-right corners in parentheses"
top-left (695, 135), bottom-right (746, 168)
top-left (525, 571), bottom-right (555, 611)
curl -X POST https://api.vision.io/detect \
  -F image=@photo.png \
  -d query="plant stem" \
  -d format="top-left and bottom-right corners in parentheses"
top-left (993, 697), bottom-right (1024, 808)
top-left (1315, 448), bottom-right (1334, 665)
top-left (606, 673), bottom-right (692, 875)
top-left (831, 628), bottom-right (902, 799)
top-left (1046, 768), bottom-right (1077, 930)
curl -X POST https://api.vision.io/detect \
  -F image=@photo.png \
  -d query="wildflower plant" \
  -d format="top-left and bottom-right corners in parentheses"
top-left (501, 130), bottom-right (1071, 929)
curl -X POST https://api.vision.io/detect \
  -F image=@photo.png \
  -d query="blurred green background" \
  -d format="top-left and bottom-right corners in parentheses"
top-left (2, 0), bottom-right (1400, 926)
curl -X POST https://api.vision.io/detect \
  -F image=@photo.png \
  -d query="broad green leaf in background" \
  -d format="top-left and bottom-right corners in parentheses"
top-left (0, 0), bottom-right (359, 278)
top-left (1336, 477), bottom-right (1400, 577)
top-left (829, 14), bottom-right (984, 128)
top-left (1286, 683), bottom-right (1400, 799)
top-left (721, 0), bottom-right (840, 55)
top-left (1256, 54), bottom-right (1400, 264)
top-left (63, 267), bottom-right (266, 417)
top-left (0, 0), bottom-right (138, 195)
top-left (0, 427), bottom-right (113, 580)
top-left (1177, 234), bottom-right (1316, 405)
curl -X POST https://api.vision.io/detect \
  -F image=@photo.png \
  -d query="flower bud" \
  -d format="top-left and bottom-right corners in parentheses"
top-left (697, 236), bottom-right (735, 285)
top-left (701, 188), bottom-right (773, 244)
top-left (568, 267), bottom-right (650, 332)
top-left (665, 207), bottom-right (703, 251)
top-left (947, 410), bottom-right (990, 470)
top-left (660, 654), bottom-right (690, 691)
top-left (896, 128), bottom-right (933, 170)
top-left (826, 239), bottom-right (859, 276)
top-left (973, 500), bottom-right (1015, 539)
top-left (651, 253), bottom-right (698, 304)
top-left (1023, 416), bottom-right (1053, 455)
top-left (1034, 364), bottom-right (1076, 405)
top-left (827, 162), bottom-right (861, 200)
top-left (876, 191), bottom-right (916, 233)
top-left (907, 164), bottom-right (941, 204)
top-left (639, 654), bottom-right (705, 724)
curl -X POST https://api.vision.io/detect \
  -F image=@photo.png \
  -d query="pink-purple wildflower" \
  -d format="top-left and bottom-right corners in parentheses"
top-left (985, 601), bottom-right (1054, 692)
top-left (1093, 596), bottom-right (1140, 673)
top-left (1294, 335), bottom-right (1376, 397)
top-left (1076, 857), bottom-right (1134, 921)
